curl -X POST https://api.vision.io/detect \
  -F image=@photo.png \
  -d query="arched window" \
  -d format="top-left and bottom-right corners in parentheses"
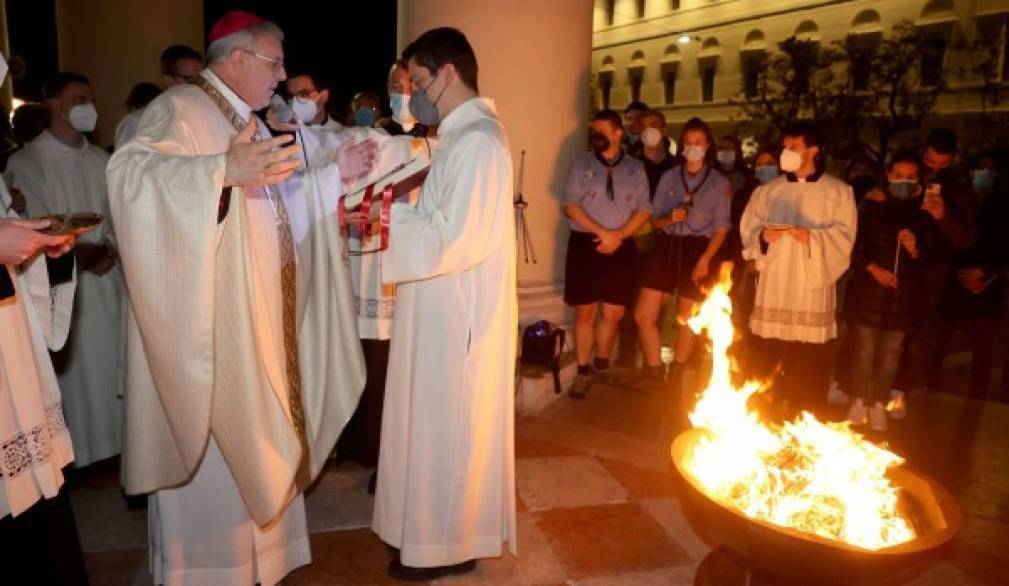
top-left (661, 45), bottom-right (680, 105)
top-left (637, 0), bottom-right (646, 19)
top-left (629, 51), bottom-right (647, 103)
top-left (605, 0), bottom-right (616, 26)
top-left (850, 11), bottom-right (882, 92)
top-left (795, 20), bottom-right (820, 42)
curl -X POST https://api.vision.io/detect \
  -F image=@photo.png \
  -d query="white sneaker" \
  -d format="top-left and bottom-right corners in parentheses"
top-left (827, 380), bottom-right (851, 405)
top-left (886, 389), bottom-right (907, 419)
top-left (846, 399), bottom-right (868, 426)
top-left (869, 402), bottom-right (888, 432)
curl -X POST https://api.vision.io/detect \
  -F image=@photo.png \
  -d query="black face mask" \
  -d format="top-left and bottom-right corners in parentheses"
top-left (590, 132), bottom-right (610, 154)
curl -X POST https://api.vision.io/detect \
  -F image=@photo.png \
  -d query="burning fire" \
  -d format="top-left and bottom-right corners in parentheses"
top-left (682, 265), bottom-right (915, 550)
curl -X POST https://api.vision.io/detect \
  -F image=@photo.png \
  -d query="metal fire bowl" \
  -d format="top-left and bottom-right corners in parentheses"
top-left (671, 429), bottom-right (962, 586)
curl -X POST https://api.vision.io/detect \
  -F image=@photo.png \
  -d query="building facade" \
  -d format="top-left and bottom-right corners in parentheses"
top-left (592, 0), bottom-right (1009, 146)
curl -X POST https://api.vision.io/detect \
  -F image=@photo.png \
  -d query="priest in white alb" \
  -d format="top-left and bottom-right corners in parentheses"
top-left (106, 12), bottom-right (373, 585)
top-left (372, 28), bottom-right (518, 582)
top-left (740, 121), bottom-right (855, 418)
top-left (6, 71), bottom-right (126, 468)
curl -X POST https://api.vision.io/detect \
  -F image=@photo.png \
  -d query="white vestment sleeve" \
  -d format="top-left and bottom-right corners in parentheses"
top-left (382, 133), bottom-right (509, 284)
top-left (740, 183), bottom-right (770, 264)
top-left (805, 184), bottom-right (856, 289)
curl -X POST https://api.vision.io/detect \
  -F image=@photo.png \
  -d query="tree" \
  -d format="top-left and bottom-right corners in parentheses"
top-left (961, 22), bottom-right (1009, 142)
top-left (735, 21), bottom-right (948, 167)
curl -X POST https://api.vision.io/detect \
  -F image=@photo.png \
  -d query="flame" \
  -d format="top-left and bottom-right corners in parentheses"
top-left (682, 264), bottom-right (915, 549)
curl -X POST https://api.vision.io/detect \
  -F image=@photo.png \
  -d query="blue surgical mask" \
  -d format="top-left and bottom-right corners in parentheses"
top-left (755, 165), bottom-right (779, 184)
top-left (354, 108), bottom-right (376, 127)
top-left (887, 180), bottom-right (919, 200)
top-left (972, 169), bottom-right (994, 192)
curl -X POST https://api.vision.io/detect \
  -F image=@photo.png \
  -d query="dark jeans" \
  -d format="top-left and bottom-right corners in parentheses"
top-left (336, 338), bottom-right (390, 467)
top-left (894, 282), bottom-right (945, 392)
top-left (0, 487), bottom-right (89, 585)
top-left (850, 324), bottom-right (905, 405)
top-left (930, 314), bottom-right (998, 398)
top-left (750, 336), bottom-right (832, 420)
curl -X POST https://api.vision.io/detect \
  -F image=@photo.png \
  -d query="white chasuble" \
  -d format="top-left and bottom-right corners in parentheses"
top-left (372, 98), bottom-right (518, 568)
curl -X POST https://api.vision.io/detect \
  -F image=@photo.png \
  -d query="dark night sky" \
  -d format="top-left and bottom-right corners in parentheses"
top-left (6, 0), bottom-right (399, 120)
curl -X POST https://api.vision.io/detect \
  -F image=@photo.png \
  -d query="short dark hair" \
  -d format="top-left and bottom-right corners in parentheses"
top-left (923, 128), bottom-right (958, 155)
top-left (679, 117), bottom-right (716, 166)
top-left (402, 27), bottom-right (479, 92)
top-left (624, 101), bottom-right (649, 114)
top-left (592, 109), bottom-right (624, 132)
top-left (160, 44), bottom-right (203, 75)
top-left (42, 72), bottom-right (90, 100)
top-left (285, 67), bottom-right (329, 92)
top-left (641, 109), bottom-right (666, 126)
top-left (126, 82), bottom-right (162, 111)
top-left (783, 120), bottom-right (825, 168)
top-left (886, 150), bottom-right (923, 173)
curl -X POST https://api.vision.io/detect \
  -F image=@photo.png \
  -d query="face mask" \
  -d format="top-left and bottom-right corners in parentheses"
top-left (641, 127), bottom-right (662, 148)
top-left (291, 96), bottom-right (318, 124)
top-left (390, 93), bottom-right (414, 125)
top-left (68, 103), bottom-right (98, 133)
top-left (716, 150), bottom-right (736, 168)
top-left (888, 179), bottom-right (919, 200)
top-left (590, 131), bottom-right (610, 154)
top-left (972, 169), bottom-right (994, 192)
top-left (780, 148), bottom-right (803, 173)
top-left (409, 68), bottom-right (448, 126)
top-left (354, 108), bottom-right (376, 127)
top-left (755, 165), bottom-right (779, 184)
top-left (683, 144), bottom-right (706, 163)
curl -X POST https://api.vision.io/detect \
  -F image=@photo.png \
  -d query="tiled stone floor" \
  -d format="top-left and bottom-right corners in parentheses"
top-left (74, 372), bottom-right (1008, 585)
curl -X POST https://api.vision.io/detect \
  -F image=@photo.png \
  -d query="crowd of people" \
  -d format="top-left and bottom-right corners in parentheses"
top-left (0, 13), bottom-right (517, 585)
top-left (563, 100), bottom-right (1009, 432)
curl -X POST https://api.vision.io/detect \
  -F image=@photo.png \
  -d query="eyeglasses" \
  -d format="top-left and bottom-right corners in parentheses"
top-left (241, 49), bottom-right (285, 72)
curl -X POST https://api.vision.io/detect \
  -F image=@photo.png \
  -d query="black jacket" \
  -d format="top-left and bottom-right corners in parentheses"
top-left (845, 196), bottom-right (942, 331)
top-left (945, 182), bottom-right (1009, 316)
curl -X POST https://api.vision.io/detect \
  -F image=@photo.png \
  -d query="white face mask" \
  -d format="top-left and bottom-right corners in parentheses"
top-left (641, 127), bottom-right (662, 148)
top-left (780, 148), bottom-right (803, 173)
top-left (390, 93), bottom-right (414, 125)
top-left (683, 144), bottom-right (706, 162)
top-left (716, 150), bottom-right (736, 168)
top-left (68, 103), bottom-right (98, 133)
top-left (0, 54), bottom-right (8, 86)
top-left (291, 96), bottom-right (318, 124)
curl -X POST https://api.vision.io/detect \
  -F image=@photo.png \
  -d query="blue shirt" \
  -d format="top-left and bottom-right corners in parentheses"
top-left (564, 151), bottom-right (651, 231)
top-left (653, 164), bottom-right (732, 237)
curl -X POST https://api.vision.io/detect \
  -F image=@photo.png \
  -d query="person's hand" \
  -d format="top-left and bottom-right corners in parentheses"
top-left (669, 208), bottom-right (688, 223)
top-left (922, 195), bottom-right (945, 221)
top-left (0, 218), bottom-right (74, 265)
top-left (787, 226), bottom-right (810, 244)
top-left (265, 107), bottom-right (299, 133)
top-left (868, 263), bottom-right (898, 288)
top-left (692, 255), bottom-right (710, 285)
top-left (224, 120), bottom-right (302, 188)
top-left (762, 227), bottom-right (785, 244)
top-left (897, 229), bottom-right (918, 258)
top-left (865, 187), bottom-right (886, 203)
top-left (593, 229), bottom-right (622, 255)
top-left (957, 268), bottom-right (986, 294)
top-left (335, 139), bottom-right (378, 184)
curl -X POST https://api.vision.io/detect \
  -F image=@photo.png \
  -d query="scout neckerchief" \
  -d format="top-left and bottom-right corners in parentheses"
top-left (594, 149), bottom-right (625, 201)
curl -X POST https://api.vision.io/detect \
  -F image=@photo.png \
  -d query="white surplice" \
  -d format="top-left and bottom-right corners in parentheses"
top-left (740, 172), bottom-right (856, 343)
top-left (107, 68), bottom-right (364, 585)
top-left (0, 190), bottom-right (76, 519)
top-left (6, 130), bottom-right (125, 467)
top-left (372, 98), bottom-right (518, 568)
top-left (114, 108), bottom-right (144, 151)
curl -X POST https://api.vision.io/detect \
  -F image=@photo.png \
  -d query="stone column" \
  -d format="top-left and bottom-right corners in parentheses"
top-left (398, 0), bottom-right (594, 329)
top-left (55, 0), bottom-right (203, 148)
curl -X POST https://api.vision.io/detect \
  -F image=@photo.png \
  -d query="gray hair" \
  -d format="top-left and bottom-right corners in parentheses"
top-left (206, 21), bottom-right (284, 64)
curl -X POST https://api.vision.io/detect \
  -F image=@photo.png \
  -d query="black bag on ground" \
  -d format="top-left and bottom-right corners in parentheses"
top-left (520, 320), bottom-right (566, 394)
